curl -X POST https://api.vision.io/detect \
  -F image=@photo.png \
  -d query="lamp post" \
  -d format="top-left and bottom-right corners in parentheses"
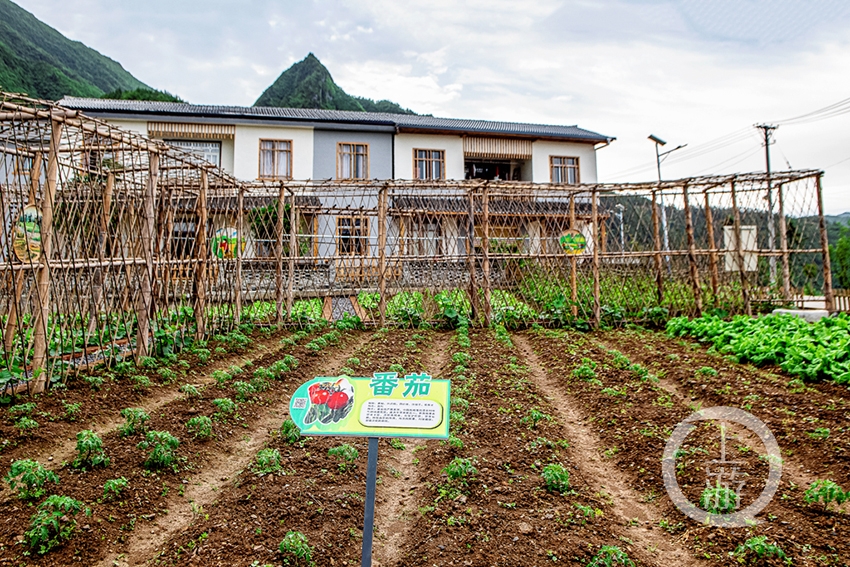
top-left (648, 135), bottom-right (687, 273)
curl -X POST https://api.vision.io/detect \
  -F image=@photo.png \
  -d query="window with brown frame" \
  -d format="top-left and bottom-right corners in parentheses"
top-left (336, 216), bottom-right (369, 255)
top-left (259, 139), bottom-right (292, 180)
top-left (550, 156), bottom-right (580, 184)
top-left (337, 143), bottom-right (369, 179)
top-left (413, 149), bottom-right (445, 180)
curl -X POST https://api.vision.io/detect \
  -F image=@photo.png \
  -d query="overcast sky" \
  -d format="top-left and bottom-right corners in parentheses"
top-left (16, 0), bottom-right (850, 214)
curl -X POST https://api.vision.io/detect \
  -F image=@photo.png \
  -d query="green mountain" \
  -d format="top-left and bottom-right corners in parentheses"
top-left (0, 0), bottom-right (148, 100)
top-left (254, 53), bottom-right (415, 114)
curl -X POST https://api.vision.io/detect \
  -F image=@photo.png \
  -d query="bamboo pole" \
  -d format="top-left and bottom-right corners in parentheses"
top-left (729, 179), bottom-right (751, 316)
top-left (31, 120), bottom-right (63, 392)
top-left (377, 184), bottom-right (388, 326)
top-left (135, 152), bottom-right (159, 360)
top-left (569, 195), bottom-right (578, 317)
top-left (777, 182), bottom-right (791, 301)
top-left (194, 170), bottom-right (208, 341)
top-left (703, 190), bottom-right (720, 304)
top-left (467, 189), bottom-right (478, 321)
top-left (651, 190), bottom-right (664, 305)
top-left (681, 183), bottom-right (702, 315)
top-left (481, 184), bottom-right (492, 326)
top-left (591, 189), bottom-right (601, 329)
top-left (86, 172), bottom-right (113, 338)
top-left (816, 174), bottom-right (835, 311)
top-left (235, 186), bottom-right (244, 325)
top-left (275, 182), bottom-right (286, 324)
top-left (4, 152), bottom-right (42, 354)
top-left (287, 188), bottom-right (297, 320)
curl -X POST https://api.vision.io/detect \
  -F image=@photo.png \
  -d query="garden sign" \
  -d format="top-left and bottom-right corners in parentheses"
top-left (290, 371), bottom-right (450, 567)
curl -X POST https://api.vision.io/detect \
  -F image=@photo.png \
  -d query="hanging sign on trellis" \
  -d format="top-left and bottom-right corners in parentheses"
top-left (289, 372), bottom-right (450, 439)
top-left (13, 205), bottom-right (43, 262)
top-left (558, 229), bottom-right (587, 255)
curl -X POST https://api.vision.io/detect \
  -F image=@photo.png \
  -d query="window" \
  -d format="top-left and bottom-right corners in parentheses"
top-left (413, 149), bottom-right (445, 180)
top-left (259, 139), bottom-right (292, 180)
top-left (336, 216), bottom-right (369, 255)
top-left (550, 156), bottom-right (579, 184)
top-left (171, 218), bottom-right (196, 258)
top-left (409, 219), bottom-right (441, 255)
top-left (165, 140), bottom-right (221, 167)
top-left (13, 156), bottom-right (33, 176)
top-left (337, 143), bottom-right (369, 179)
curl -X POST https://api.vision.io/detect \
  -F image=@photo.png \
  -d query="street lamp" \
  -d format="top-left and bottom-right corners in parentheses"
top-left (648, 135), bottom-right (687, 272)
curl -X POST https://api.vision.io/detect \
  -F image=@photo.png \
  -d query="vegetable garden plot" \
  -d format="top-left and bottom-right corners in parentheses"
top-left (0, 324), bottom-right (361, 566)
top-left (523, 329), bottom-right (850, 566)
top-left (601, 328), bottom-right (850, 490)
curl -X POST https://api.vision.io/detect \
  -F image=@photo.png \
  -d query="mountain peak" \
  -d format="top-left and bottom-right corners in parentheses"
top-left (253, 53), bottom-right (415, 115)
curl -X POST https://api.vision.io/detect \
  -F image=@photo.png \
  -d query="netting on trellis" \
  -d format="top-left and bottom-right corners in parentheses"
top-left (0, 92), bottom-right (833, 393)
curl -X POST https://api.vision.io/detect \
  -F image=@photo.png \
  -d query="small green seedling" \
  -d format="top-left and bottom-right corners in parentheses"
top-left (732, 536), bottom-right (788, 563)
top-left (586, 545), bottom-right (634, 567)
top-left (186, 416), bottom-right (213, 440)
top-left (137, 430), bottom-right (181, 471)
top-left (15, 416), bottom-right (39, 433)
top-left (807, 427), bottom-right (831, 440)
top-left (119, 408), bottom-right (150, 437)
top-left (212, 398), bottom-right (238, 421)
top-left (72, 430), bottom-right (110, 470)
top-left (180, 383), bottom-right (201, 397)
top-left (102, 477), bottom-right (128, 501)
top-left (572, 358), bottom-right (597, 380)
top-left (804, 479), bottom-right (847, 511)
top-left (131, 374), bottom-right (152, 390)
top-left (328, 444), bottom-right (359, 472)
top-left (62, 401), bottom-right (82, 421)
top-left (83, 375), bottom-right (105, 390)
top-left (279, 530), bottom-right (313, 565)
top-left (280, 419), bottom-right (301, 445)
top-left (696, 367), bottom-right (718, 377)
top-left (158, 367), bottom-right (178, 384)
top-left (252, 448), bottom-right (283, 476)
top-left (700, 483), bottom-right (738, 514)
top-left (25, 495), bottom-right (84, 555)
top-left (8, 402), bottom-right (36, 418)
top-left (443, 457), bottom-right (477, 485)
top-left (520, 408), bottom-right (552, 429)
top-left (4, 459), bottom-right (60, 500)
top-left (541, 463), bottom-right (571, 493)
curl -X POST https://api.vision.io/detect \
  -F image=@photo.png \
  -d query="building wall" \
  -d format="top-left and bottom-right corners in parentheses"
top-left (233, 124), bottom-right (314, 181)
top-left (393, 133), bottom-right (465, 180)
top-left (531, 140), bottom-right (598, 184)
top-left (103, 119), bottom-right (147, 136)
top-left (312, 130), bottom-right (393, 180)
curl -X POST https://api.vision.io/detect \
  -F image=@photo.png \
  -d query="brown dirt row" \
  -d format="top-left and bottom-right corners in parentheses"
top-left (0, 327), bottom-right (355, 566)
top-left (0, 328), bottom-right (293, 467)
top-left (524, 329), bottom-right (848, 566)
top-left (600, 328), bottom-right (850, 488)
top-left (393, 329), bottom-right (665, 567)
top-left (143, 327), bottom-right (429, 567)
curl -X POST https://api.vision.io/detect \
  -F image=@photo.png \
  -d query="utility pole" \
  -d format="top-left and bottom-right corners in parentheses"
top-left (756, 124), bottom-right (778, 287)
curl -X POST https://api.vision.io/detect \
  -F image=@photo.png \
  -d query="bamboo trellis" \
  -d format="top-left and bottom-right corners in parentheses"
top-left (0, 93), bottom-right (835, 394)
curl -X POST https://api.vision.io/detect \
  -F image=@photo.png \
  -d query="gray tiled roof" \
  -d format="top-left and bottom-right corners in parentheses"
top-left (59, 97), bottom-right (612, 143)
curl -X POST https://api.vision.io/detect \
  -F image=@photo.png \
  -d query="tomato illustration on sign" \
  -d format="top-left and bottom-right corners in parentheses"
top-left (303, 377), bottom-right (355, 425)
top-left (559, 230), bottom-right (587, 255)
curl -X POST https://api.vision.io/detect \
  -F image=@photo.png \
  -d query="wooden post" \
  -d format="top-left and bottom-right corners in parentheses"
top-left (591, 189), bottom-right (601, 329)
top-left (275, 182), bottom-right (286, 324)
top-left (467, 189), bottom-right (478, 321)
top-left (86, 172), bottom-right (114, 338)
top-left (4, 152), bottom-right (42, 354)
top-left (135, 151), bottom-right (159, 360)
top-left (287, 188), bottom-right (297, 320)
top-left (235, 186), bottom-right (244, 325)
top-left (194, 170), bottom-right (208, 341)
top-left (703, 190), bottom-right (720, 304)
top-left (377, 184), bottom-right (388, 326)
top-left (816, 174), bottom-right (835, 311)
top-left (481, 184), bottom-right (492, 326)
top-left (777, 182), bottom-right (791, 301)
top-left (681, 183), bottom-right (702, 315)
top-left (569, 194), bottom-right (578, 317)
top-left (651, 190), bottom-right (664, 305)
top-left (730, 179), bottom-right (751, 316)
top-left (31, 120), bottom-right (63, 392)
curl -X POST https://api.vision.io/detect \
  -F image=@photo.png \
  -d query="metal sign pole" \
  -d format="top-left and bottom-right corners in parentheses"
top-left (361, 437), bottom-right (379, 567)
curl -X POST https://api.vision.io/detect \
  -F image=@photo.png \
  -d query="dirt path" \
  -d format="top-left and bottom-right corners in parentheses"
top-left (513, 333), bottom-right (693, 567)
top-left (99, 333), bottom-right (369, 567)
top-left (372, 331), bottom-right (453, 567)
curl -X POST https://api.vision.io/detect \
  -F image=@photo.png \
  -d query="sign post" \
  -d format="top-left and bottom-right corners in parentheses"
top-left (289, 371), bottom-right (450, 567)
